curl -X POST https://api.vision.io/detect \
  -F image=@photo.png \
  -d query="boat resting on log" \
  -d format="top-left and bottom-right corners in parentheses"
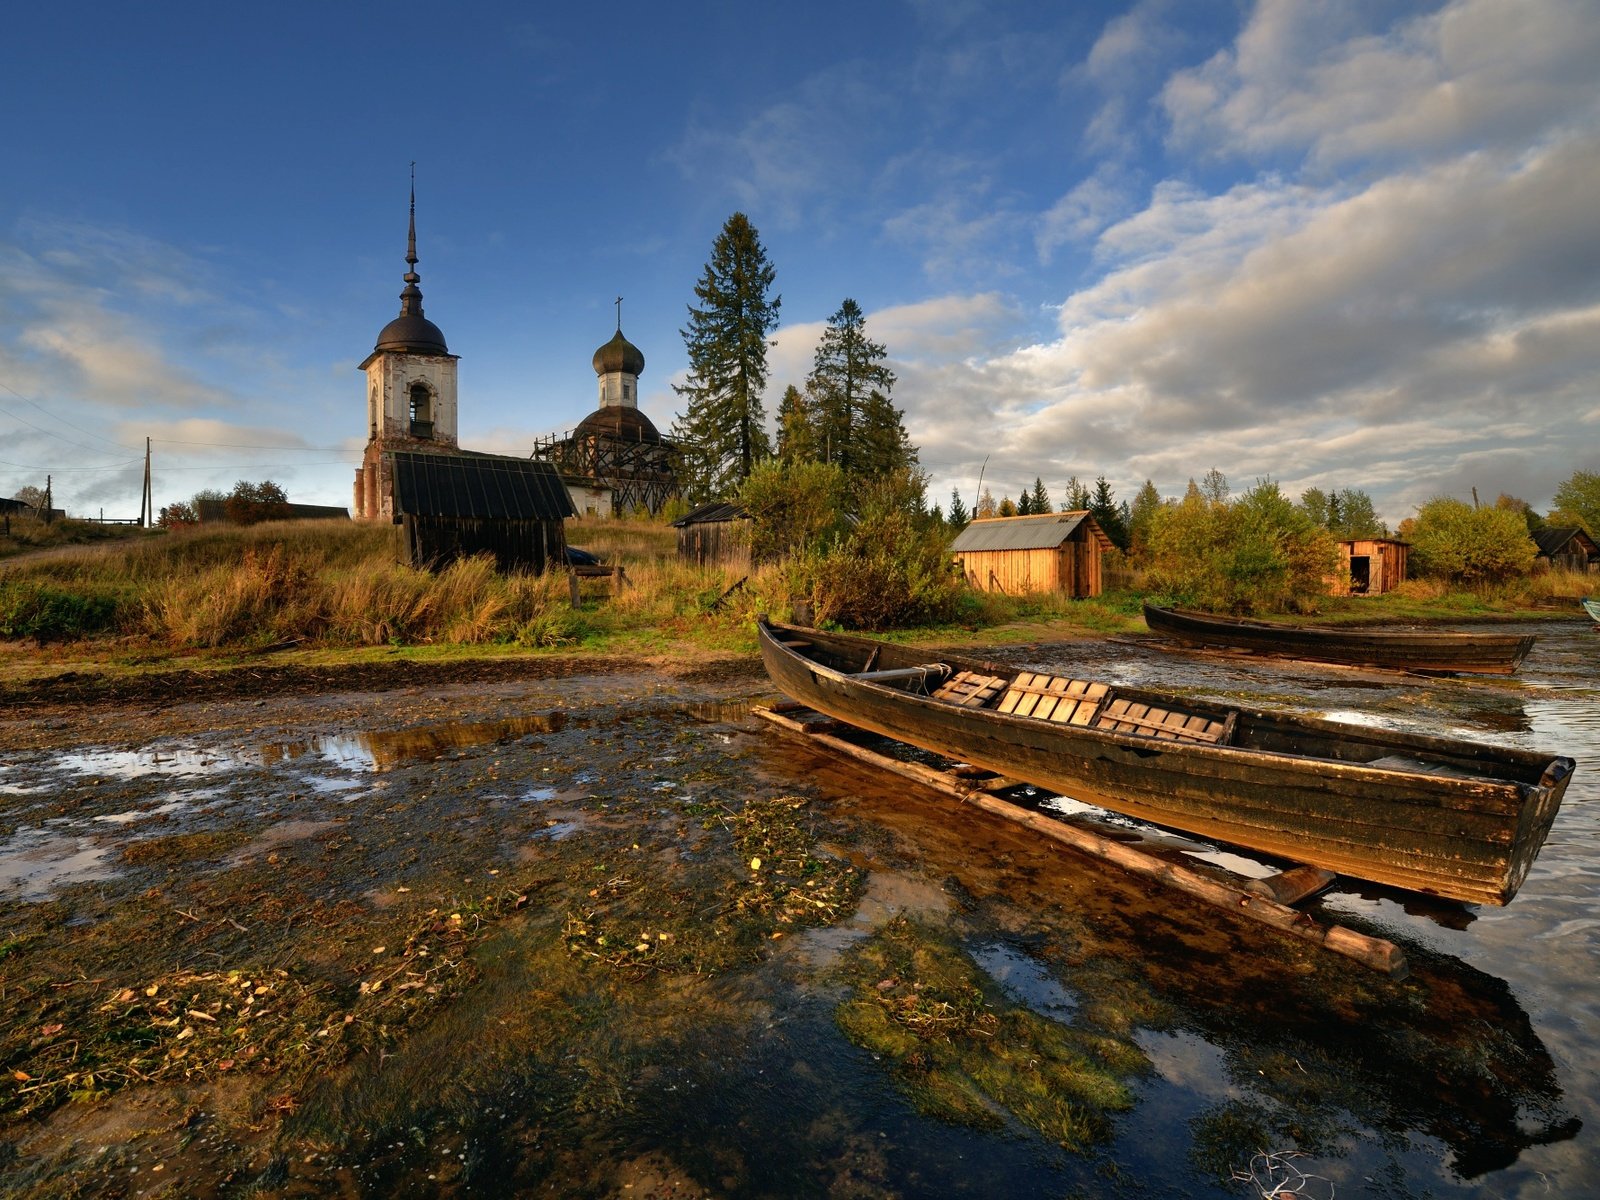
top-left (1582, 597), bottom-right (1600, 624)
top-left (756, 618), bottom-right (1574, 906)
top-left (1143, 603), bottom-right (1536, 675)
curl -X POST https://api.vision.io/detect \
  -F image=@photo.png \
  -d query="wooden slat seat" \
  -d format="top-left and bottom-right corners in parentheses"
top-left (931, 669), bottom-right (1009, 708)
top-left (996, 673), bottom-right (1110, 725)
top-left (1093, 697), bottom-right (1234, 744)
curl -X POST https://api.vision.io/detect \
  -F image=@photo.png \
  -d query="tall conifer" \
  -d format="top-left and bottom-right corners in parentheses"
top-left (671, 213), bottom-right (780, 500)
top-left (806, 299), bottom-right (896, 475)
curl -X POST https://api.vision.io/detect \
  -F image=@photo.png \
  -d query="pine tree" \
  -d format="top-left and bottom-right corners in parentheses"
top-left (856, 388), bottom-right (916, 477)
top-left (775, 384), bottom-right (817, 464)
top-left (671, 213), bottom-right (780, 499)
top-left (806, 299), bottom-right (896, 475)
top-left (1089, 476), bottom-right (1128, 549)
top-left (1030, 477), bottom-right (1050, 514)
top-left (947, 488), bottom-right (970, 529)
top-left (1016, 489), bottom-right (1034, 516)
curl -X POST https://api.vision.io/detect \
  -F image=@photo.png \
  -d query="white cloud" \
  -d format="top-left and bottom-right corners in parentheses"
top-left (1162, 0), bottom-right (1600, 169)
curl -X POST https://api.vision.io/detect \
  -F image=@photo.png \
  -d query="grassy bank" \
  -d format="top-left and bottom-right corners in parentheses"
top-left (0, 516), bottom-right (1590, 678)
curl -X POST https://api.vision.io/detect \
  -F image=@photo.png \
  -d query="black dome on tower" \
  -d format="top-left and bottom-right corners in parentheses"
top-left (374, 179), bottom-right (449, 356)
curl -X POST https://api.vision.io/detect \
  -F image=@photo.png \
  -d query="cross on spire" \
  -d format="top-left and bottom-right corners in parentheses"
top-left (615, 295), bottom-right (623, 332)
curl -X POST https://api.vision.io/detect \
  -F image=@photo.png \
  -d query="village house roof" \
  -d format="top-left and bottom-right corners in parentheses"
top-left (386, 451), bottom-right (575, 521)
top-left (1533, 526), bottom-right (1598, 558)
top-left (949, 511), bottom-right (1114, 553)
top-left (671, 501), bottom-right (750, 527)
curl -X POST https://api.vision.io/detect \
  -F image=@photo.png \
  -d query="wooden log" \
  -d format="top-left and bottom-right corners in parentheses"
top-left (1243, 865), bottom-right (1338, 905)
top-left (754, 706), bottom-right (1407, 977)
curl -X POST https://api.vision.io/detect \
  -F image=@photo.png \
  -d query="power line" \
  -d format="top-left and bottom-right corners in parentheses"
top-left (0, 455), bottom-right (142, 473)
top-left (0, 380), bottom-right (139, 454)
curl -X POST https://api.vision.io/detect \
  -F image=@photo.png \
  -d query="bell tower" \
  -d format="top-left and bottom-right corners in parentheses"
top-left (354, 171), bottom-right (460, 520)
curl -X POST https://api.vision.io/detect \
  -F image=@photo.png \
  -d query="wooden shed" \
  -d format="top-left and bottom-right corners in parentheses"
top-left (387, 450), bottom-right (575, 572)
top-left (949, 511), bottom-right (1113, 598)
top-left (672, 501), bottom-right (753, 570)
top-left (1336, 538), bottom-right (1409, 594)
top-left (1533, 526), bottom-right (1598, 573)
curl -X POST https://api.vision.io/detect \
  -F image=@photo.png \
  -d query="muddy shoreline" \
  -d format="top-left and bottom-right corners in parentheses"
top-left (1, 634), bottom-right (1592, 1197)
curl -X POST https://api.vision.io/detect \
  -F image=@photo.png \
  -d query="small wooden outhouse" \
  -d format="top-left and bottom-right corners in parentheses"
top-left (949, 511), bottom-right (1113, 598)
top-left (672, 501), bottom-right (753, 570)
top-left (1335, 538), bottom-right (1409, 594)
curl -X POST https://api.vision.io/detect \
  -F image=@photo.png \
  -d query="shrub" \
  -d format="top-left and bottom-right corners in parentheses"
top-left (1407, 497), bottom-right (1536, 584)
top-left (1144, 480), bottom-right (1339, 614)
top-left (809, 477), bottom-right (962, 630)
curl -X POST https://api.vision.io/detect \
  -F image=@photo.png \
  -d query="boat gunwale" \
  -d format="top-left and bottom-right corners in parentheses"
top-left (757, 619), bottom-right (1567, 797)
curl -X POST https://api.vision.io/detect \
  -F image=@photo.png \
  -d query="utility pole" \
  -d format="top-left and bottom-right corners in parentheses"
top-left (44, 475), bottom-right (53, 525)
top-left (141, 437), bottom-right (153, 526)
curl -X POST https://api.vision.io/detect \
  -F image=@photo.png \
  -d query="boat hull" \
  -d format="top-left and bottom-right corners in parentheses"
top-left (1583, 598), bottom-right (1600, 623)
top-left (757, 620), bottom-right (1573, 906)
top-left (1143, 604), bottom-right (1535, 675)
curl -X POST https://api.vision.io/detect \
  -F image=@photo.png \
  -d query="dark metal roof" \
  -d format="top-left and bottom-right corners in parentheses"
top-left (375, 311), bottom-right (449, 355)
top-left (573, 405), bottom-right (664, 444)
top-left (592, 328), bottom-right (645, 377)
top-left (1534, 526), bottom-right (1598, 557)
top-left (672, 501), bottom-right (750, 527)
top-left (949, 511), bottom-right (1113, 553)
top-left (387, 451), bottom-right (576, 520)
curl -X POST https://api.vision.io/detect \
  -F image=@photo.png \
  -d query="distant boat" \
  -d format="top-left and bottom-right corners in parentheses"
top-left (757, 618), bottom-right (1574, 906)
top-left (1583, 597), bottom-right (1600, 624)
top-left (1143, 604), bottom-right (1535, 676)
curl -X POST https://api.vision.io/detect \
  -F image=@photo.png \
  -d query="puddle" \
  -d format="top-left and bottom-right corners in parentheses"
top-left (92, 796), bottom-right (188, 825)
top-left (969, 941), bottom-right (1078, 1019)
top-left (227, 820), bottom-right (342, 863)
top-left (0, 828), bottom-right (119, 899)
top-left (531, 820), bottom-right (581, 841)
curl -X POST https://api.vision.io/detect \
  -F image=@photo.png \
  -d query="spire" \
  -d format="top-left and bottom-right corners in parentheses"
top-left (399, 162), bottom-right (424, 316)
top-left (615, 295), bottom-right (623, 333)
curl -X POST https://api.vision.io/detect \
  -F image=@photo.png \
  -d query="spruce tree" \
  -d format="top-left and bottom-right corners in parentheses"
top-left (948, 488), bottom-right (970, 529)
top-left (775, 384), bottom-right (817, 464)
top-left (806, 299), bottom-right (896, 475)
top-left (1016, 490), bottom-right (1034, 516)
top-left (1089, 476), bottom-right (1128, 549)
top-left (671, 213), bottom-right (780, 500)
top-left (1030, 477), bottom-right (1050, 514)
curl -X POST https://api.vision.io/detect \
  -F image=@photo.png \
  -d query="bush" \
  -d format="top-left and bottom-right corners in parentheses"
top-left (1144, 480), bottom-right (1339, 614)
top-left (1407, 498), bottom-right (1536, 584)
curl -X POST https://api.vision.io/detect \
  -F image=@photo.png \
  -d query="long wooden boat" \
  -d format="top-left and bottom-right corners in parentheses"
top-left (1583, 597), bottom-right (1600, 624)
top-left (756, 618), bottom-right (1574, 906)
top-left (1143, 603), bottom-right (1536, 675)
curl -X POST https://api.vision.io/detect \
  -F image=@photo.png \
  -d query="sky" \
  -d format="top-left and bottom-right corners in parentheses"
top-left (2, 0), bottom-right (1597, 529)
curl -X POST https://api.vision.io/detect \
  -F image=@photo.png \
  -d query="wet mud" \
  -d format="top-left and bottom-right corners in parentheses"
top-left (1, 621), bottom-right (1596, 1197)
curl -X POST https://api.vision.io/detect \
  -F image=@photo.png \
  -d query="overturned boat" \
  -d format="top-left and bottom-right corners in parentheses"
top-left (1143, 603), bottom-right (1536, 675)
top-left (757, 618), bottom-right (1573, 906)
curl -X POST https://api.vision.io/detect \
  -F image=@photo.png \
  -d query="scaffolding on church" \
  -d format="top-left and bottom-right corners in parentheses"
top-left (530, 424), bottom-right (680, 516)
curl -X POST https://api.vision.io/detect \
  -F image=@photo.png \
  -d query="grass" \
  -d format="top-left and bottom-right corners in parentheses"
top-left (1, 514), bottom-right (1588, 673)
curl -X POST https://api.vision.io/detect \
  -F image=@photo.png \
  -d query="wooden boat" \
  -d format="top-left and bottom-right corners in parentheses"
top-left (1143, 603), bottom-right (1536, 675)
top-left (1582, 597), bottom-right (1600, 624)
top-left (756, 618), bottom-right (1574, 906)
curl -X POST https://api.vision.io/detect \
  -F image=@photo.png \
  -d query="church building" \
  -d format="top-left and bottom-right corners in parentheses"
top-left (530, 308), bottom-right (680, 517)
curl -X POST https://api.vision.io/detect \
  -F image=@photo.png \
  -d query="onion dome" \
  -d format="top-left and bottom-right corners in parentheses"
top-left (574, 405), bottom-right (663, 444)
top-left (374, 178), bottom-right (449, 355)
top-left (592, 328), bottom-right (645, 377)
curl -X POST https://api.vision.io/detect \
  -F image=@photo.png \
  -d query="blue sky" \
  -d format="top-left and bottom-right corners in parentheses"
top-left (3, 0), bottom-right (1596, 528)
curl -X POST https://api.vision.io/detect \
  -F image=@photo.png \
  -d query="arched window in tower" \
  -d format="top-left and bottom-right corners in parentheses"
top-left (409, 383), bottom-right (433, 439)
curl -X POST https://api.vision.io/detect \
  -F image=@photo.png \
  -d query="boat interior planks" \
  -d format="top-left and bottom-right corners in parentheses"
top-left (755, 617), bottom-right (1575, 908)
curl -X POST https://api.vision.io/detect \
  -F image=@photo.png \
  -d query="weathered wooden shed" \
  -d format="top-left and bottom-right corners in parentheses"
top-left (1336, 538), bottom-right (1409, 594)
top-left (949, 511), bottom-right (1113, 598)
top-left (1533, 526), bottom-right (1598, 573)
top-left (387, 450), bottom-right (575, 572)
top-left (672, 501), bottom-right (753, 570)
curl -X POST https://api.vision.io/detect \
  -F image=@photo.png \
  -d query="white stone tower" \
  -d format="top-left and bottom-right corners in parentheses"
top-left (354, 177), bottom-right (460, 520)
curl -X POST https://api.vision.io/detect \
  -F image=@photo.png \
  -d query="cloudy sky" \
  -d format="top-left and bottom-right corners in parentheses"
top-left (3, 0), bottom-right (1596, 527)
